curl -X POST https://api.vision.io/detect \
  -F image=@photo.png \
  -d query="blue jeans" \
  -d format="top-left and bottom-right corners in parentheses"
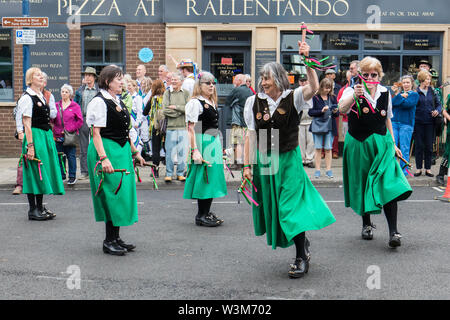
top-left (392, 122), bottom-right (413, 175)
top-left (55, 141), bottom-right (77, 179)
top-left (165, 129), bottom-right (187, 177)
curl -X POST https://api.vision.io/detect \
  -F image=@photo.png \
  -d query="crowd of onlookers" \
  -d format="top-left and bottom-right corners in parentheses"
top-left (11, 58), bottom-right (449, 195)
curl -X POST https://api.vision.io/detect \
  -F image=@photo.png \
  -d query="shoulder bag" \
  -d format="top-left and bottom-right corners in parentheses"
top-left (310, 97), bottom-right (332, 134)
top-left (59, 103), bottom-right (79, 147)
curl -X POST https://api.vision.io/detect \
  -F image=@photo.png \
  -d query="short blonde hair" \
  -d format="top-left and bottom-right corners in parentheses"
top-left (359, 56), bottom-right (384, 80)
top-left (25, 67), bottom-right (42, 86)
top-left (417, 70), bottom-right (431, 83)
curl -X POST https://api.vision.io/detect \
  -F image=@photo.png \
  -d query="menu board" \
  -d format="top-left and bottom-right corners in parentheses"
top-left (255, 50), bottom-right (276, 84)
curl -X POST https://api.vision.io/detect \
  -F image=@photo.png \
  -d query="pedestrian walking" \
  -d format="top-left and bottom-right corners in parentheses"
top-left (74, 67), bottom-right (99, 180)
top-left (52, 84), bottom-right (83, 185)
top-left (414, 69), bottom-right (442, 177)
top-left (242, 40), bottom-right (335, 279)
top-left (85, 65), bottom-right (145, 256)
top-left (309, 78), bottom-right (339, 178)
top-left (183, 71), bottom-right (227, 227)
top-left (391, 75), bottom-right (419, 176)
top-left (20, 67), bottom-right (64, 221)
top-left (338, 56), bottom-right (412, 248)
top-left (162, 71), bottom-right (190, 182)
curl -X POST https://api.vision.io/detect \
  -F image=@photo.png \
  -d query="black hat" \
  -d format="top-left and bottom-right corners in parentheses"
top-left (418, 60), bottom-right (432, 69)
top-left (298, 74), bottom-right (307, 81)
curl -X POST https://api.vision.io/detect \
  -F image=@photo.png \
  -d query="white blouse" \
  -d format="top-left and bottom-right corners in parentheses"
top-left (340, 85), bottom-right (393, 118)
top-left (185, 96), bottom-right (216, 123)
top-left (244, 88), bottom-right (306, 131)
top-left (17, 88), bottom-right (57, 132)
top-left (86, 89), bottom-right (122, 128)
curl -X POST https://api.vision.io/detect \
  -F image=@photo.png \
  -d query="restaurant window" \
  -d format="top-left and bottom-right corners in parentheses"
top-left (0, 30), bottom-right (13, 101)
top-left (403, 33), bottom-right (440, 51)
top-left (82, 26), bottom-right (125, 75)
top-left (364, 33), bottom-right (402, 51)
top-left (322, 33), bottom-right (359, 51)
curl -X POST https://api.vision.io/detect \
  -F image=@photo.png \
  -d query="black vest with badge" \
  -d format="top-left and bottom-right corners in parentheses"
top-left (252, 91), bottom-right (299, 154)
top-left (96, 93), bottom-right (131, 147)
top-left (348, 91), bottom-right (389, 142)
top-left (197, 99), bottom-right (219, 135)
top-left (29, 92), bottom-right (51, 131)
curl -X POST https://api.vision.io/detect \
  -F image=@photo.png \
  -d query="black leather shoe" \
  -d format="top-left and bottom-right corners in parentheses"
top-left (195, 214), bottom-right (222, 227)
top-left (362, 224), bottom-right (376, 240)
top-left (28, 208), bottom-right (49, 221)
top-left (436, 175), bottom-right (445, 186)
top-left (288, 258), bottom-right (309, 279)
top-left (103, 240), bottom-right (127, 256)
top-left (388, 233), bottom-right (402, 248)
top-left (414, 171), bottom-right (422, 177)
top-left (41, 206), bottom-right (56, 219)
top-left (116, 238), bottom-right (136, 252)
top-left (207, 212), bottom-right (224, 225)
top-left (425, 171), bottom-right (434, 177)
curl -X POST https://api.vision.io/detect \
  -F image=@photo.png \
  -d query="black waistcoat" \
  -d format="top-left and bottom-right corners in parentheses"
top-left (348, 91), bottom-right (389, 142)
top-left (96, 93), bottom-right (131, 147)
top-left (253, 91), bottom-right (299, 154)
top-left (28, 92), bottom-right (51, 131)
top-left (197, 99), bottom-right (219, 135)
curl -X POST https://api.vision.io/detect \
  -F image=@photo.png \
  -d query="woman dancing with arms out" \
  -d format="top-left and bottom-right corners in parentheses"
top-left (242, 41), bottom-right (336, 279)
top-left (338, 57), bottom-right (412, 248)
top-left (86, 65), bottom-right (145, 256)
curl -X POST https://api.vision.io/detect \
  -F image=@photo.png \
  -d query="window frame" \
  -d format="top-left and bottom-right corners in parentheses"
top-left (0, 29), bottom-right (14, 102)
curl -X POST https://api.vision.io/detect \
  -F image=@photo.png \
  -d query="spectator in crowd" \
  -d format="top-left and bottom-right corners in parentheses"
top-left (20, 67), bottom-right (63, 221)
top-left (141, 77), bottom-right (153, 107)
top-left (177, 59), bottom-right (196, 96)
top-left (391, 75), bottom-right (419, 176)
top-left (297, 74), bottom-right (315, 168)
top-left (41, 73), bottom-right (57, 117)
top-left (129, 79), bottom-right (150, 159)
top-left (225, 74), bottom-right (253, 169)
top-left (162, 71), bottom-right (190, 182)
top-left (136, 64), bottom-right (147, 95)
top-left (349, 60), bottom-right (360, 87)
top-left (245, 74), bottom-right (256, 94)
top-left (158, 65), bottom-right (170, 89)
top-left (309, 78), bottom-right (339, 179)
top-left (74, 67), bottom-right (99, 180)
top-left (436, 93), bottom-right (450, 186)
top-left (414, 70), bottom-right (442, 177)
top-left (337, 70), bottom-right (352, 139)
top-left (143, 79), bottom-right (166, 177)
top-left (52, 84), bottom-right (84, 185)
top-left (324, 69), bottom-right (341, 159)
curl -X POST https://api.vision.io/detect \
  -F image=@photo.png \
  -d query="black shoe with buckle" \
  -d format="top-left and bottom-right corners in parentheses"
top-left (362, 223), bottom-right (376, 240)
top-left (388, 232), bottom-right (402, 248)
top-left (41, 206), bottom-right (56, 219)
top-left (103, 240), bottom-right (127, 256)
top-left (28, 208), bottom-right (49, 221)
top-left (207, 212), bottom-right (224, 225)
top-left (116, 237), bottom-right (136, 252)
top-left (288, 258), bottom-right (309, 279)
top-left (195, 214), bottom-right (222, 227)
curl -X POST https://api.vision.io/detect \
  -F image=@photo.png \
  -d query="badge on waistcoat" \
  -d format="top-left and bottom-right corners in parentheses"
top-left (37, 102), bottom-right (43, 107)
top-left (204, 104), bottom-right (210, 109)
top-left (263, 114), bottom-right (270, 121)
top-left (381, 110), bottom-right (387, 117)
top-left (362, 107), bottom-right (369, 114)
top-left (116, 106), bottom-right (122, 112)
top-left (277, 108), bottom-right (286, 115)
top-left (256, 112), bottom-right (262, 120)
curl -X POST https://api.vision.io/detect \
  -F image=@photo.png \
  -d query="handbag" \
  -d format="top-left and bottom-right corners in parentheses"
top-left (59, 103), bottom-right (79, 147)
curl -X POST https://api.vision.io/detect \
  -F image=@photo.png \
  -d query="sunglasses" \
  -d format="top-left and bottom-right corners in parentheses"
top-left (201, 81), bottom-right (216, 86)
top-left (362, 73), bottom-right (379, 79)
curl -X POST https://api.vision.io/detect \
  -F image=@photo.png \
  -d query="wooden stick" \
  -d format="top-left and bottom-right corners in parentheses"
top-left (98, 169), bottom-right (131, 175)
top-left (301, 22), bottom-right (307, 43)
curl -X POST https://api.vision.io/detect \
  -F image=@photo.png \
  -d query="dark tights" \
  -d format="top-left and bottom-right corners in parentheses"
top-left (105, 221), bottom-right (120, 242)
top-left (197, 198), bottom-right (213, 217)
top-left (27, 194), bottom-right (43, 211)
top-left (362, 200), bottom-right (398, 235)
top-left (293, 232), bottom-right (307, 260)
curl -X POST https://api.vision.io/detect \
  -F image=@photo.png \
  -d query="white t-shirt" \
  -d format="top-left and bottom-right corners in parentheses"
top-left (243, 88), bottom-right (307, 131)
top-left (340, 85), bottom-right (393, 118)
top-left (86, 89), bottom-right (123, 128)
top-left (185, 96), bottom-right (216, 123)
top-left (182, 74), bottom-right (195, 96)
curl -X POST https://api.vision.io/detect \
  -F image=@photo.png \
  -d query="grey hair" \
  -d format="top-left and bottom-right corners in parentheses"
top-left (61, 83), bottom-right (74, 96)
top-left (159, 65), bottom-right (169, 72)
top-left (42, 72), bottom-right (48, 81)
top-left (257, 62), bottom-right (290, 93)
top-left (171, 71), bottom-right (184, 82)
top-left (400, 74), bottom-right (417, 90)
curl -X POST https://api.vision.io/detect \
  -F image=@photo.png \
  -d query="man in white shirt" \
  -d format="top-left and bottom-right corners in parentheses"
top-left (177, 59), bottom-right (196, 96)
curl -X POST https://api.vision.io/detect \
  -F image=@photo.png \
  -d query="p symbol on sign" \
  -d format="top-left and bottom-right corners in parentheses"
top-left (17, 31), bottom-right (23, 38)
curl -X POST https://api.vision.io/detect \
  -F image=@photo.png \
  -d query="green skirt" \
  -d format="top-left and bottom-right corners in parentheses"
top-left (22, 128), bottom-right (65, 195)
top-left (252, 146), bottom-right (336, 249)
top-left (87, 138), bottom-right (138, 226)
top-left (183, 133), bottom-right (227, 200)
top-left (343, 132), bottom-right (412, 216)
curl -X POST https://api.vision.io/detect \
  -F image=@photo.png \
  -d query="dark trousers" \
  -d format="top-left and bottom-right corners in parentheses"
top-left (151, 131), bottom-right (164, 166)
top-left (56, 141), bottom-right (77, 178)
top-left (414, 123), bottom-right (434, 170)
top-left (78, 121), bottom-right (90, 175)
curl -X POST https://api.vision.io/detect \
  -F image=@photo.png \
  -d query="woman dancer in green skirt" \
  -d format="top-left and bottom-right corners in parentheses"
top-left (338, 57), bottom-right (412, 248)
top-left (183, 71), bottom-right (227, 227)
top-left (20, 67), bottom-right (64, 221)
top-left (242, 41), bottom-right (336, 278)
top-left (86, 65), bottom-right (145, 256)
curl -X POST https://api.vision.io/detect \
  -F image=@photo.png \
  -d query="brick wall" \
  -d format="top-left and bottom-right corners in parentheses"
top-left (0, 23), bottom-right (166, 157)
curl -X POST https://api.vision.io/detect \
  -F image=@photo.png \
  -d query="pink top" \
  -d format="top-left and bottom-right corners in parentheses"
top-left (52, 100), bottom-right (84, 139)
